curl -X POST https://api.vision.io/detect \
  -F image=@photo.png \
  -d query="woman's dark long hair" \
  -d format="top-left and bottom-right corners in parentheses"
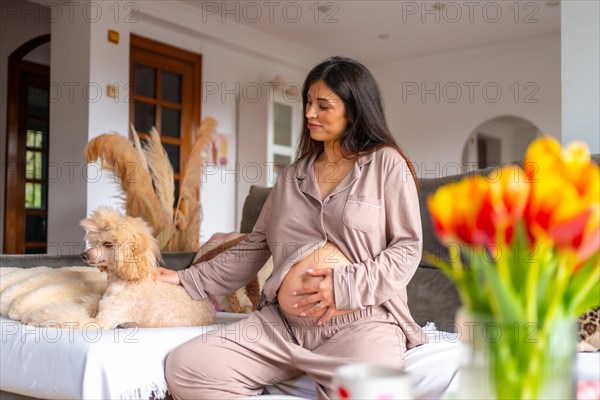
top-left (296, 56), bottom-right (417, 185)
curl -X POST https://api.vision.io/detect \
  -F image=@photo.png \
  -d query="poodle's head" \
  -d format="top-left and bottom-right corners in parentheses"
top-left (80, 207), bottom-right (161, 281)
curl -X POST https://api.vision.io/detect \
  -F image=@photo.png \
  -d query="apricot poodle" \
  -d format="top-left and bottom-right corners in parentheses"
top-left (80, 207), bottom-right (215, 329)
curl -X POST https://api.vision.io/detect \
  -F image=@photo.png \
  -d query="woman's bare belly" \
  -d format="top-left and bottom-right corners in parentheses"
top-left (277, 242), bottom-right (357, 318)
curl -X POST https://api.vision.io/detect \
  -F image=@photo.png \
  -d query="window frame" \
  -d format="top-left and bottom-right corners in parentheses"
top-left (129, 34), bottom-right (202, 185)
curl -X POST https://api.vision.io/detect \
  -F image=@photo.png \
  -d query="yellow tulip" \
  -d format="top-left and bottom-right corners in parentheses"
top-left (489, 165), bottom-right (530, 243)
top-left (429, 136), bottom-right (598, 266)
top-left (428, 176), bottom-right (496, 247)
top-left (428, 166), bottom-right (529, 248)
top-left (524, 137), bottom-right (600, 263)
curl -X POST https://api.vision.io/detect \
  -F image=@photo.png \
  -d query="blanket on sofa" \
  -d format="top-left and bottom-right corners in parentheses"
top-left (0, 266), bottom-right (106, 324)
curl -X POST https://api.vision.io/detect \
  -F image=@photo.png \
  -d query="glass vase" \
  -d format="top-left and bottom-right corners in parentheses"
top-left (457, 311), bottom-right (577, 399)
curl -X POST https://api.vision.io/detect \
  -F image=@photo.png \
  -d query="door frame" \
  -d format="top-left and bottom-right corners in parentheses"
top-left (3, 34), bottom-right (51, 254)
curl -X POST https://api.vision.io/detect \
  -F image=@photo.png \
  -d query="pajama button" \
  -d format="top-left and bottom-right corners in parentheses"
top-left (324, 197), bottom-right (330, 203)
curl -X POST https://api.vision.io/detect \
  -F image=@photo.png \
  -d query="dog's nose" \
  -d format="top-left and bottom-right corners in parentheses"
top-left (81, 252), bottom-right (88, 261)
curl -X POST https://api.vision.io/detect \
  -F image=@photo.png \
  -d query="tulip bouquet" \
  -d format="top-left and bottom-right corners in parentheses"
top-left (427, 137), bottom-right (599, 399)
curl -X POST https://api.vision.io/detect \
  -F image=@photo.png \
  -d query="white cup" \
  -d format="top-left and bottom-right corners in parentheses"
top-left (332, 363), bottom-right (413, 400)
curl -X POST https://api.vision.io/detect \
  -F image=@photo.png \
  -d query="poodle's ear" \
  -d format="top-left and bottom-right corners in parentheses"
top-left (81, 207), bottom-right (122, 233)
top-left (80, 217), bottom-right (97, 233)
top-left (116, 240), bottom-right (149, 281)
top-left (115, 217), bottom-right (160, 281)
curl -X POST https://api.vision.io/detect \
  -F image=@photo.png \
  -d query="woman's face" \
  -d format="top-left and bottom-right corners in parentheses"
top-left (305, 80), bottom-right (348, 144)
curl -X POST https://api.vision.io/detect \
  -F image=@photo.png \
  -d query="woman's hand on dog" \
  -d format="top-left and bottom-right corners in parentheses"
top-left (152, 267), bottom-right (181, 285)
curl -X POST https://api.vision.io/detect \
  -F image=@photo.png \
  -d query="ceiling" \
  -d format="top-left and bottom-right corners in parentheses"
top-left (188, 0), bottom-right (561, 65)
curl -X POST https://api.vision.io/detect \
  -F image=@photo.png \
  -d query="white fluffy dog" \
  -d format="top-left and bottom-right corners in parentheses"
top-left (78, 207), bottom-right (215, 329)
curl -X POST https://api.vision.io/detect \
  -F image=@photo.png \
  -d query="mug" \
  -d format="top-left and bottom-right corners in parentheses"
top-left (332, 363), bottom-right (413, 400)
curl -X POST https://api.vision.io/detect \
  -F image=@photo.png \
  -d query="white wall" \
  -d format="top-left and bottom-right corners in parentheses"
top-left (85, 10), bottom-right (131, 218)
top-left (371, 34), bottom-right (561, 178)
top-left (45, 0), bottom-right (133, 256)
top-left (561, 0), bottom-right (600, 153)
top-left (0, 0), bottom-right (51, 253)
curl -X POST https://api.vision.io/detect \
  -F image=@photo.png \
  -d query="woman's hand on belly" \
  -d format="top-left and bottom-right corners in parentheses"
top-left (291, 267), bottom-right (338, 325)
top-left (278, 242), bottom-right (355, 325)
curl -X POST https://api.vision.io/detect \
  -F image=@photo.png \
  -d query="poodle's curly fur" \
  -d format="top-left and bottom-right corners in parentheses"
top-left (79, 207), bottom-right (215, 329)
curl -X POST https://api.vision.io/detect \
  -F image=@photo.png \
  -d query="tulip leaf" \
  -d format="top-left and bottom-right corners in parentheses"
top-left (572, 278), bottom-right (600, 315)
top-left (506, 222), bottom-right (533, 293)
top-left (470, 248), bottom-right (524, 322)
top-left (458, 247), bottom-right (490, 313)
top-left (564, 252), bottom-right (600, 313)
top-left (535, 251), bottom-right (560, 319)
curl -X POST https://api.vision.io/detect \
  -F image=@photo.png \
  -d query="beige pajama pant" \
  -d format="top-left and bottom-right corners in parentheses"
top-left (165, 304), bottom-right (406, 399)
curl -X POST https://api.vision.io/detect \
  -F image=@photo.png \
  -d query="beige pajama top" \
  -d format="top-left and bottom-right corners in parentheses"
top-left (179, 146), bottom-right (427, 348)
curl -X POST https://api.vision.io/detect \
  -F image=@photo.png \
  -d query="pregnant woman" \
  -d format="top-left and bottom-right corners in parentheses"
top-left (154, 56), bottom-right (426, 399)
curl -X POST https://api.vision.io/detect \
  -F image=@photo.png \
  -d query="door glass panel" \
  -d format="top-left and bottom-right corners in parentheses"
top-left (274, 103), bottom-right (292, 146)
top-left (25, 214), bottom-right (47, 242)
top-left (134, 102), bottom-right (156, 133)
top-left (26, 121), bottom-right (48, 148)
top-left (134, 64), bottom-right (156, 98)
top-left (161, 107), bottom-right (181, 138)
top-left (25, 151), bottom-right (46, 179)
top-left (162, 71), bottom-right (182, 103)
top-left (163, 144), bottom-right (180, 174)
top-left (25, 183), bottom-right (47, 209)
top-left (28, 87), bottom-right (49, 116)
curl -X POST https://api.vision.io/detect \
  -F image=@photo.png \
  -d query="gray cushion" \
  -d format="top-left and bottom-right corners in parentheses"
top-left (407, 266), bottom-right (461, 332)
top-left (161, 252), bottom-right (196, 270)
top-left (240, 185), bottom-right (273, 233)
